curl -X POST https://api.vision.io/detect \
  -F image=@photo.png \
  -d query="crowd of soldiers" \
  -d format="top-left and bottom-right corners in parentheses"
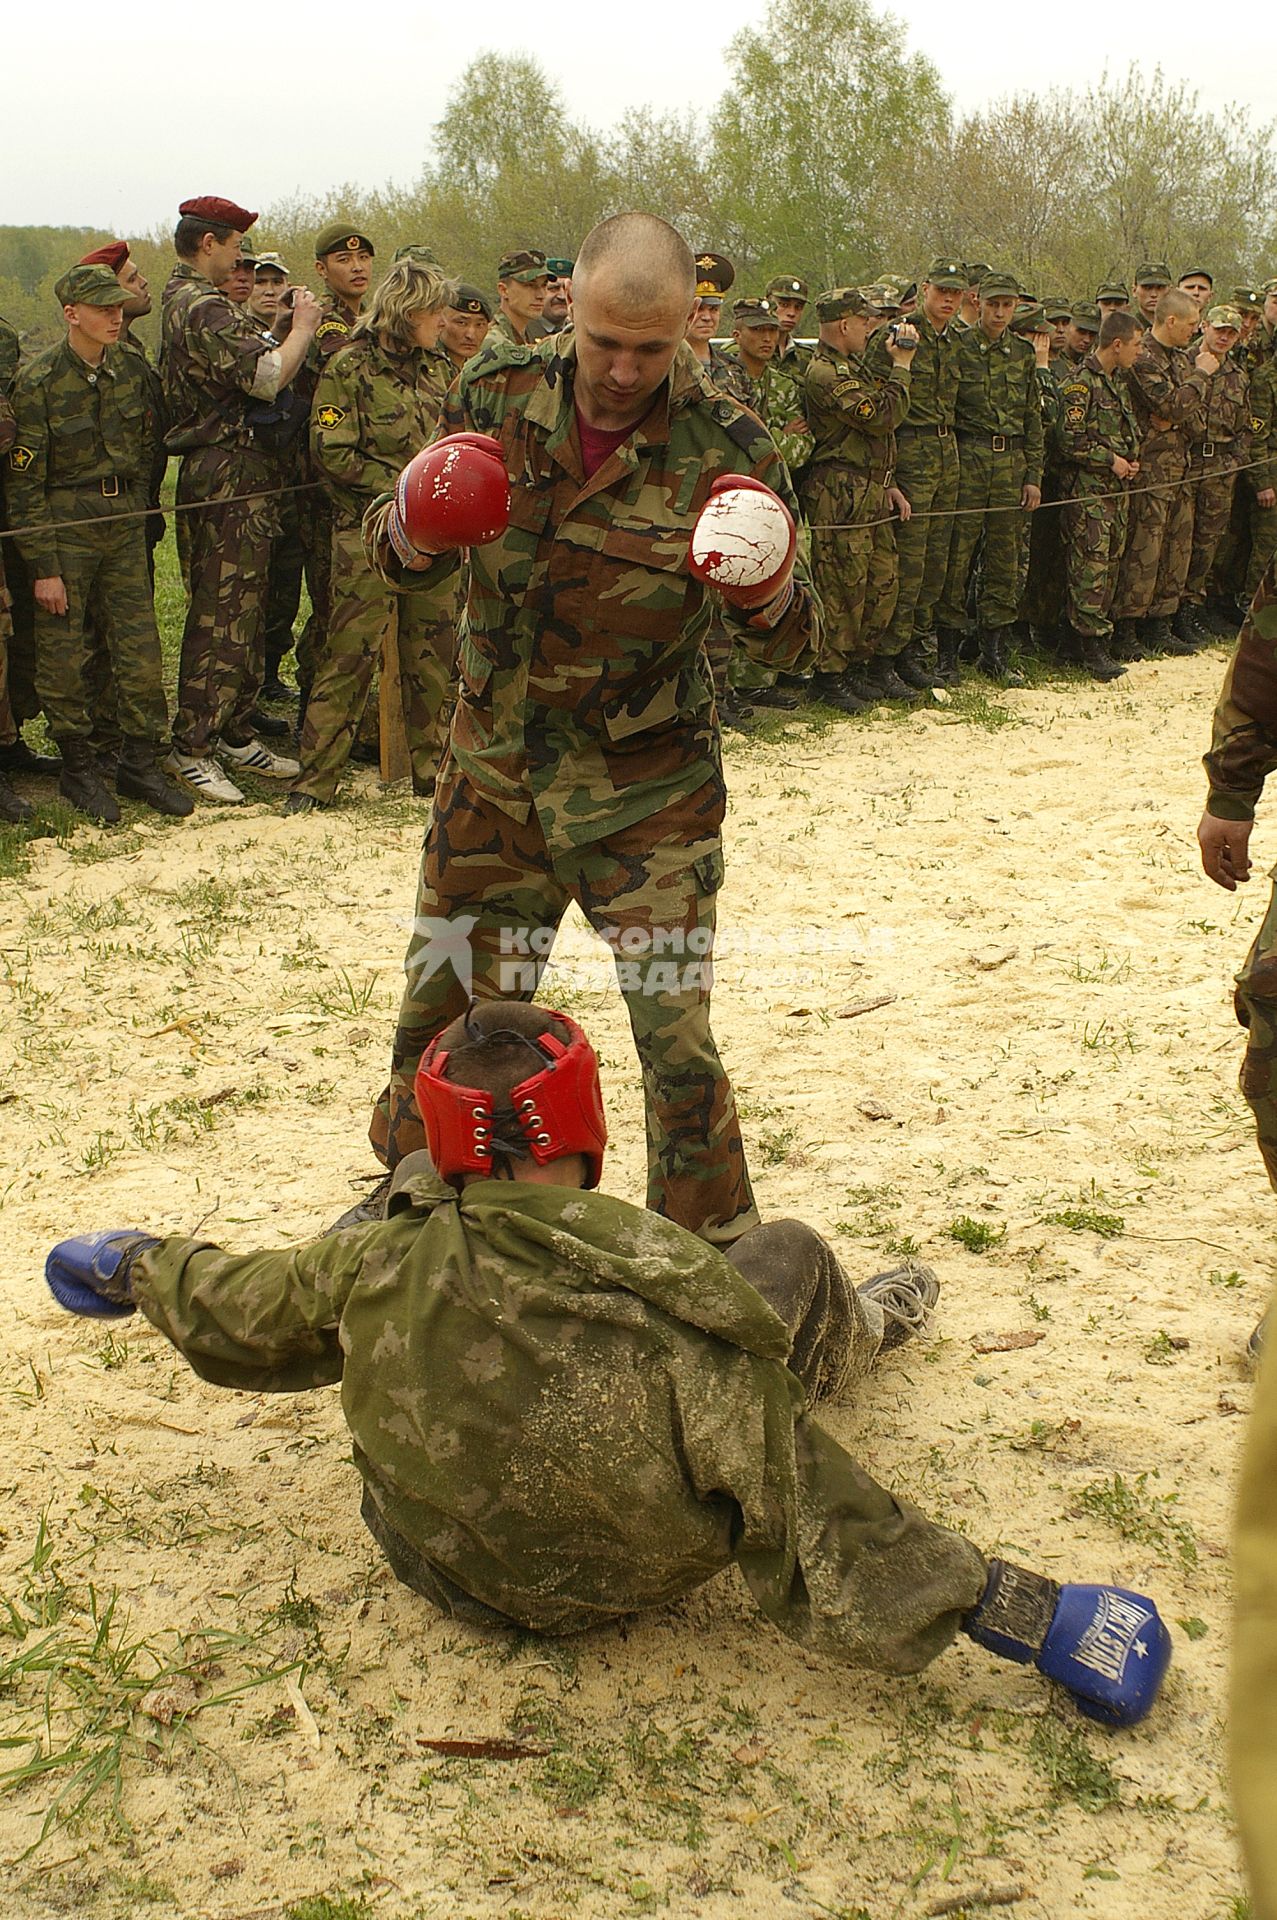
top-left (1, 206), bottom-right (1274, 825)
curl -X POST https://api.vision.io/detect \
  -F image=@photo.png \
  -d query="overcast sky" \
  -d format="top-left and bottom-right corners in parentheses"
top-left (6, 0), bottom-right (1277, 233)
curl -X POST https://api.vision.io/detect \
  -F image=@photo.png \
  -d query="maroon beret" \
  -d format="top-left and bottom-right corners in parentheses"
top-left (78, 241), bottom-right (129, 274)
top-left (178, 196), bottom-right (258, 233)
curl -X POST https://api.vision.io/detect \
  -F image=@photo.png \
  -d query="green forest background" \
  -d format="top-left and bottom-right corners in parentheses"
top-left (4, 0), bottom-right (1277, 355)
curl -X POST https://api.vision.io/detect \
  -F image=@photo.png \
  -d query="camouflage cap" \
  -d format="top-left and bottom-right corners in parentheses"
top-left (545, 257), bottom-right (574, 277)
top-left (924, 256), bottom-right (967, 289)
top-left (55, 264), bottom-right (128, 308)
top-left (450, 283), bottom-right (494, 320)
top-left (765, 274), bottom-right (809, 301)
top-left (315, 221), bottom-right (375, 258)
top-left (731, 296), bottom-right (780, 329)
top-left (394, 243), bottom-right (440, 265)
top-left (815, 287), bottom-right (878, 322)
top-left (1178, 265), bottom-right (1213, 284)
top-left (1134, 260), bottom-right (1172, 286)
top-left (1011, 303), bottom-right (1051, 335)
top-left (965, 261), bottom-right (992, 286)
top-left (1233, 286), bottom-right (1262, 310)
top-left (694, 252), bottom-right (735, 298)
top-left (1205, 304), bottom-right (1244, 330)
top-left (859, 282), bottom-right (902, 313)
top-left (237, 239), bottom-right (260, 268)
top-left (497, 248), bottom-right (548, 284)
top-left (1070, 301), bottom-right (1102, 332)
top-left (1263, 277), bottom-right (1277, 297)
top-left (1095, 280), bottom-right (1130, 302)
top-left (1042, 295), bottom-right (1074, 321)
top-left (254, 250), bottom-right (289, 275)
top-left (978, 270), bottom-right (1021, 300)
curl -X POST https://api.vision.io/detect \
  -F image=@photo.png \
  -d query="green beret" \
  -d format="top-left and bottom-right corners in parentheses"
top-left (1134, 261), bottom-right (1172, 286)
top-left (55, 264), bottom-right (128, 309)
top-left (978, 271), bottom-right (1021, 300)
top-left (545, 258), bottom-right (574, 277)
top-left (765, 274), bottom-right (809, 301)
top-left (450, 283), bottom-right (493, 320)
top-left (315, 221), bottom-right (375, 259)
top-left (1070, 302), bottom-right (1102, 332)
top-left (815, 286), bottom-right (877, 322)
top-left (924, 256), bottom-right (968, 290)
top-left (497, 248), bottom-right (548, 284)
top-left (731, 296), bottom-right (780, 329)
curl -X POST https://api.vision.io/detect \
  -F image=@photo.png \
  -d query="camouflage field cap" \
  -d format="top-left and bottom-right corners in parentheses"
top-left (694, 252), bottom-right (735, 300)
top-left (965, 261), bottom-right (991, 286)
top-left (394, 243), bottom-right (441, 264)
top-left (497, 248), bottom-right (548, 284)
top-left (1042, 295), bottom-right (1074, 321)
top-left (254, 250), bottom-right (289, 275)
top-left (924, 256), bottom-right (967, 289)
top-left (1070, 301), bottom-right (1102, 332)
top-left (237, 239), bottom-right (260, 268)
top-left (815, 287), bottom-right (878, 322)
top-left (1011, 303), bottom-right (1051, 334)
top-left (450, 284), bottom-right (494, 320)
top-left (1095, 280), bottom-right (1130, 303)
top-left (1263, 277), bottom-right (1277, 296)
top-left (1206, 304), bottom-right (1244, 330)
top-left (765, 274), bottom-right (809, 301)
top-left (978, 270), bottom-right (1020, 300)
top-left (315, 221), bottom-right (375, 258)
top-left (1233, 286), bottom-right (1262, 311)
top-left (55, 264), bottom-right (129, 308)
top-left (1178, 265), bottom-right (1213, 285)
top-left (860, 282), bottom-right (902, 313)
top-left (1134, 261), bottom-right (1172, 286)
top-left (545, 258), bottom-right (574, 277)
top-left (731, 296), bottom-right (779, 329)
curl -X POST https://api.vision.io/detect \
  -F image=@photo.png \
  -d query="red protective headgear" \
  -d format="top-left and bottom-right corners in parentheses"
top-left (415, 1011), bottom-right (607, 1187)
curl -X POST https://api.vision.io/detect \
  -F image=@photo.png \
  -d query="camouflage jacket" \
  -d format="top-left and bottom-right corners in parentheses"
top-left (1051, 354), bottom-right (1140, 496)
top-left (314, 293), bottom-right (360, 368)
top-left (128, 1155), bottom-right (980, 1666)
top-left (950, 326), bottom-right (1045, 486)
top-left (486, 311), bottom-right (527, 348)
top-left (713, 348), bottom-right (813, 474)
top-left (363, 333), bottom-right (818, 855)
top-left (160, 261), bottom-right (278, 455)
top-left (1244, 357), bottom-right (1277, 494)
top-left (119, 324), bottom-right (168, 509)
top-left (7, 337), bottom-right (160, 576)
top-left (1189, 357), bottom-right (1251, 472)
top-left (775, 336), bottom-right (813, 379)
top-left (802, 341), bottom-right (910, 475)
top-left (0, 316), bottom-right (19, 395)
top-left (865, 310), bottom-right (960, 432)
top-left (312, 333), bottom-right (452, 526)
top-left (1122, 331), bottom-right (1210, 468)
top-left (1204, 567), bottom-right (1277, 819)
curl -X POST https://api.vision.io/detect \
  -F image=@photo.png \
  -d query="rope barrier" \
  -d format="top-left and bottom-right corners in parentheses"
top-left (0, 481), bottom-right (319, 545)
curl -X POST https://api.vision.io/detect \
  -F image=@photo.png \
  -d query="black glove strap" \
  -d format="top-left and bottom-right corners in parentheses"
top-left (966, 1558), bottom-right (1061, 1651)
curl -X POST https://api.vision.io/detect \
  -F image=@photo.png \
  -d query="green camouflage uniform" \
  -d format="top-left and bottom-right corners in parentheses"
top-left (161, 261), bottom-right (284, 754)
top-left (0, 384), bottom-right (16, 747)
top-left (864, 313), bottom-right (961, 660)
top-left (294, 294), bottom-right (361, 698)
top-left (936, 325), bottom-right (1044, 636)
top-left (127, 1158), bottom-right (986, 1654)
top-left (298, 335), bottom-right (456, 802)
top-left (6, 338), bottom-right (169, 749)
top-left (361, 334), bottom-right (819, 1243)
top-left (1111, 333), bottom-right (1210, 622)
top-left (799, 342), bottom-right (910, 670)
top-left (0, 312), bottom-right (40, 737)
top-left (1023, 361), bottom-right (1067, 629)
top-left (1052, 355), bottom-right (1141, 639)
top-left (1215, 357), bottom-right (1277, 605)
top-left (1183, 358), bottom-right (1252, 607)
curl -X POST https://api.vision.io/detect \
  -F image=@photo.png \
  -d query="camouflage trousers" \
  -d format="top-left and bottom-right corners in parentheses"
top-left (0, 543), bottom-right (15, 748)
top-left (172, 446), bottom-right (278, 756)
top-left (936, 441), bottom-right (1027, 633)
top-left (1183, 469), bottom-right (1238, 605)
top-left (1060, 486), bottom-right (1130, 639)
top-left (293, 524), bottom-right (456, 803)
top-left (264, 490), bottom-right (304, 681)
top-left (295, 484), bottom-right (333, 697)
top-left (876, 430), bottom-right (959, 655)
top-left (1022, 470), bottom-right (1067, 627)
top-left (800, 465), bottom-right (897, 671)
top-left (1234, 871), bottom-right (1277, 1191)
top-left (2, 544), bottom-right (40, 729)
top-left (1214, 484), bottom-right (1277, 606)
top-left (32, 492), bottom-right (168, 746)
top-left (1112, 451), bottom-right (1194, 621)
top-left (370, 760), bottom-right (757, 1244)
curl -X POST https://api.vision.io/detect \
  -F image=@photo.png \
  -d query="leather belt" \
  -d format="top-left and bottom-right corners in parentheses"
top-left (898, 422), bottom-right (951, 438)
top-left (957, 432), bottom-right (1024, 452)
top-left (49, 477), bottom-right (132, 496)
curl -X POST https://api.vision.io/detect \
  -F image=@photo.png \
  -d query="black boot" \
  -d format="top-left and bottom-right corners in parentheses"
top-left (116, 739), bottom-right (194, 817)
top-left (1171, 605), bottom-right (1207, 651)
top-left (1076, 632), bottom-right (1127, 681)
top-left (0, 770), bottom-right (33, 824)
top-left (247, 706), bottom-right (292, 738)
top-left (1110, 618), bottom-right (1144, 662)
top-left (0, 734), bottom-right (61, 777)
top-left (895, 638), bottom-right (939, 691)
top-left (750, 680), bottom-right (803, 709)
top-left (1202, 598), bottom-right (1241, 636)
top-left (868, 655), bottom-right (924, 704)
top-left (978, 628), bottom-right (1026, 687)
top-left (57, 738), bottom-right (120, 824)
top-left (811, 671), bottom-right (867, 714)
top-left (842, 664), bottom-right (880, 705)
top-left (935, 627), bottom-right (963, 686)
top-left (1144, 615), bottom-right (1194, 657)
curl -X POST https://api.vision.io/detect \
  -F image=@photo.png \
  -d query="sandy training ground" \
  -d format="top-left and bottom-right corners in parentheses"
top-left (0, 651), bottom-right (1264, 1920)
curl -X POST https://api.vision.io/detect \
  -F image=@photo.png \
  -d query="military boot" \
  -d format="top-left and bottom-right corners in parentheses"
top-left (1075, 632), bottom-right (1127, 681)
top-left (934, 627), bottom-right (963, 686)
top-left (1202, 597), bottom-right (1241, 637)
top-left (116, 739), bottom-right (195, 818)
top-left (842, 663), bottom-right (880, 706)
top-left (1109, 619), bottom-right (1144, 663)
top-left (867, 655), bottom-right (924, 704)
top-left (0, 735), bottom-right (60, 777)
top-left (1171, 605), bottom-right (1207, 651)
top-left (978, 628), bottom-right (1026, 687)
top-left (811, 671), bottom-right (868, 714)
top-left (0, 771), bottom-right (33, 824)
top-left (895, 638), bottom-right (939, 691)
top-left (56, 738), bottom-right (120, 825)
top-left (1143, 615), bottom-right (1194, 657)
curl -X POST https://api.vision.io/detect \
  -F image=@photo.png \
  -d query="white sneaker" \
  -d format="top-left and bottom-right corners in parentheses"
top-left (216, 738), bottom-right (300, 779)
top-left (164, 751), bottom-right (245, 804)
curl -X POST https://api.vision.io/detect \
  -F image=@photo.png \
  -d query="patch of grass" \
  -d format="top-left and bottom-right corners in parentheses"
top-left (1063, 951), bottom-right (1132, 985)
top-left (943, 683), bottom-right (1021, 731)
top-left (1208, 1268), bottom-right (1245, 1289)
top-left (1143, 1329), bottom-right (1179, 1366)
top-left (1078, 1017), bottom-right (1140, 1052)
top-left (758, 1122), bottom-right (799, 1166)
top-left (304, 968), bottom-right (380, 1017)
top-left (285, 1898), bottom-right (373, 1920)
top-left (1075, 1471), bottom-right (1198, 1568)
top-left (1177, 1616), bottom-right (1209, 1641)
top-left (945, 1215), bottom-right (1005, 1253)
top-left (1042, 1205), bottom-right (1125, 1238)
top-left (1029, 1717), bottom-right (1121, 1812)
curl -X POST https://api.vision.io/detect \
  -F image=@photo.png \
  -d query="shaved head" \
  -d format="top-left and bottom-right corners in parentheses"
top-left (573, 212), bottom-right (696, 310)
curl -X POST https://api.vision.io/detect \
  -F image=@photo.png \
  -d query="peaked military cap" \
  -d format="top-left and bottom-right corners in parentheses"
top-left (1042, 295), bottom-right (1074, 321)
top-left (924, 257), bottom-right (968, 289)
top-left (1095, 280), bottom-right (1130, 302)
top-left (1134, 261), bottom-right (1172, 286)
top-left (731, 296), bottom-right (779, 328)
top-left (179, 196), bottom-right (257, 232)
top-left (765, 275), bottom-right (809, 301)
top-left (694, 252), bottom-right (735, 299)
top-left (1263, 277), bottom-right (1277, 296)
top-left (497, 248), bottom-right (548, 283)
top-left (315, 221), bottom-right (375, 258)
top-left (1233, 286), bottom-right (1262, 310)
top-left (966, 261), bottom-right (992, 285)
top-left (78, 241), bottom-right (129, 274)
top-left (1206, 304), bottom-right (1244, 329)
top-left (55, 264), bottom-right (128, 308)
top-left (1011, 303), bottom-right (1050, 334)
top-left (978, 270), bottom-right (1020, 300)
top-left (450, 284), bottom-right (494, 319)
top-left (545, 258), bottom-right (574, 277)
top-left (394, 243), bottom-right (440, 264)
top-left (254, 250), bottom-right (289, 275)
top-left (815, 287), bottom-right (878, 322)
top-left (1070, 302), bottom-right (1102, 332)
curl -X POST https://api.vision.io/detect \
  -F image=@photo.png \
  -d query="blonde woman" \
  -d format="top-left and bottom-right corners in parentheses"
top-left (287, 258), bottom-right (458, 812)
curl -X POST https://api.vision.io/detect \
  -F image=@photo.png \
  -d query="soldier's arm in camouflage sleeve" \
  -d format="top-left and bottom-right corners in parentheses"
top-left (805, 355), bottom-right (910, 437)
top-left (1203, 575), bottom-right (1277, 820)
top-left (188, 292), bottom-right (282, 402)
top-left (6, 368), bottom-right (60, 578)
top-left (1023, 360), bottom-right (1045, 487)
top-left (310, 351), bottom-right (380, 498)
top-left (1051, 376), bottom-right (1117, 475)
top-left (0, 319), bottom-right (19, 395)
top-left (0, 391), bottom-right (15, 457)
top-left (1128, 347), bottom-right (1209, 429)
top-left (1247, 366), bottom-right (1275, 491)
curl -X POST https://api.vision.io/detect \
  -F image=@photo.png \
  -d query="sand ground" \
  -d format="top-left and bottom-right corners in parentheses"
top-left (0, 650), bottom-right (1264, 1920)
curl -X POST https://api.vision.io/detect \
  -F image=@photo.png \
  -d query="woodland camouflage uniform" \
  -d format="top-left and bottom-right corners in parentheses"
top-left (1183, 352), bottom-right (1252, 608)
top-left (1111, 331), bottom-right (1210, 622)
top-left (1052, 354), bottom-right (1141, 640)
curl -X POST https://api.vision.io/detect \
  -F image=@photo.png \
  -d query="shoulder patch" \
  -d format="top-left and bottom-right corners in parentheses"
top-left (315, 404), bottom-right (346, 429)
top-left (8, 445), bottom-right (34, 471)
top-left (1060, 381), bottom-right (1089, 399)
top-left (1252, 415), bottom-right (1265, 432)
top-left (854, 398), bottom-right (876, 419)
top-left (1064, 404), bottom-right (1086, 427)
top-left (830, 378), bottom-right (862, 397)
top-left (316, 319), bottom-right (349, 339)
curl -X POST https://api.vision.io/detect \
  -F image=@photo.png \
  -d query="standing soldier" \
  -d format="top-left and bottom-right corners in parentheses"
top-left (766, 275), bottom-right (812, 376)
top-left (1056, 302), bottom-right (1100, 374)
top-left (1095, 280), bottom-right (1130, 319)
top-left (6, 266), bottom-right (191, 822)
top-left (864, 256), bottom-right (966, 696)
top-left (685, 255), bottom-right (737, 386)
top-left (935, 271), bottom-right (1044, 686)
top-left (1132, 262), bottom-right (1171, 331)
top-left (161, 196), bottom-right (318, 801)
top-left (491, 250), bottom-right (549, 346)
top-left (526, 259), bottom-right (574, 341)
top-left (0, 367), bottom-right (31, 821)
top-left (1232, 289), bottom-right (1266, 366)
top-left (800, 287), bottom-right (916, 711)
top-left (1178, 268), bottom-right (1214, 323)
top-left (1110, 288), bottom-right (1218, 659)
top-left (1179, 306), bottom-right (1251, 645)
top-left (440, 285), bottom-right (494, 375)
top-left (954, 265), bottom-right (990, 333)
top-left (1214, 339), bottom-right (1277, 624)
top-left (1053, 310), bottom-right (1144, 679)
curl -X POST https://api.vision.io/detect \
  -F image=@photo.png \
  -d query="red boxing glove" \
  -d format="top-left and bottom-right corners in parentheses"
top-left (688, 474), bottom-right (797, 612)
top-left (388, 432), bottom-right (510, 562)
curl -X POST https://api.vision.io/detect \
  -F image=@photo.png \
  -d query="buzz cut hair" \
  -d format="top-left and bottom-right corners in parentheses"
top-left (572, 213), bottom-right (696, 307)
top-left (1154, 288), bottom-right (1197, 325)
top-left (1099, 310), bottom-right (1141, 347)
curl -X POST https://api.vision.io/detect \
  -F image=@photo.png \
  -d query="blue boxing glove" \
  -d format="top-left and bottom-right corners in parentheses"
top-left (45, 1232), bottom-right (161, 1320)
top-left (964, 1558), bottom-right (1172, 1726)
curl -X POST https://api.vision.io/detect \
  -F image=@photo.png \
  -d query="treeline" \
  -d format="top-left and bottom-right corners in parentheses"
top-left (5, 0), bottom-right (1277, 355)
